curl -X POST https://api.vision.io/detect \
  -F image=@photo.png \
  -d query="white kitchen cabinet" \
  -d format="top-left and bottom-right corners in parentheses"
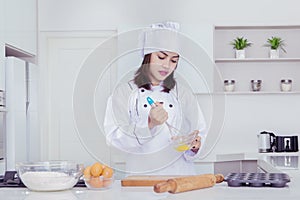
top-left (214, 25), bottom-right (300, 93)
top-left (3, 0), bottom-right (37, 55)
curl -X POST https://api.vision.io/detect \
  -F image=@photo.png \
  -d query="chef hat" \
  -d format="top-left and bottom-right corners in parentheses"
top-left (140, 21), bottom-right (181, 57)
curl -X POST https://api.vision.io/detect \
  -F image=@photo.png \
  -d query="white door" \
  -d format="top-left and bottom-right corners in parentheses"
top-left (40, 31), bottom-right (116, 167)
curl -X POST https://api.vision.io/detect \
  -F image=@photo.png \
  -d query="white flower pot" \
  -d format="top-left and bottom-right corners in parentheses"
top-left (270, 49), bottom-right (279, 59)
top-left (235, 49), bottom-right (245, 59)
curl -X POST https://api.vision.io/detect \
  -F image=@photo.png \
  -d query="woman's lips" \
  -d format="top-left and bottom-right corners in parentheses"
top-left (159, 71), bottom-right (168, 76)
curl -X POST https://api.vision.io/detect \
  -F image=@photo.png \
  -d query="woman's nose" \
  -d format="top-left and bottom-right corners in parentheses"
top-left (162, 60), bottom-right (171, 68)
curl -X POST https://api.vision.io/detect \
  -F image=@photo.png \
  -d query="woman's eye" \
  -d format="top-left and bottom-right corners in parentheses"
top-left (158, 55), bottom-right (165, 60)
top-left (171, 60), bottom-right (178, 63)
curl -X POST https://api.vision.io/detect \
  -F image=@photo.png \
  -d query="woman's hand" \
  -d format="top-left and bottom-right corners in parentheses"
top-left (148, 102), bottom-right (168, 129)
top-left (190, 134), bottom-right (201, 153)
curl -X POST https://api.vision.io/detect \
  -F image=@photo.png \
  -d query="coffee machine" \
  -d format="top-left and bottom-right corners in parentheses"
top-left (258, 131), bottom-right (299, 153)
top-left (275, 136), bottom-right (298, 152)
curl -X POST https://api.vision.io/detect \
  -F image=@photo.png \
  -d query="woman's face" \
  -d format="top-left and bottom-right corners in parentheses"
top-left (148, 51), bottom-right (179, 85)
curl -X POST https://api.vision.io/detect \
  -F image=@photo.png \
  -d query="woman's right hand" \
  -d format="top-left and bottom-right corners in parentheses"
top-left (148, 102), bottom-right (168, 129)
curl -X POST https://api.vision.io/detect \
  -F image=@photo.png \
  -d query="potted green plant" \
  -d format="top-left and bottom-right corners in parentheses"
top-left (230, 37), bottom-right (252, 59)
top-left (264, 36), bottom-right (286, 58)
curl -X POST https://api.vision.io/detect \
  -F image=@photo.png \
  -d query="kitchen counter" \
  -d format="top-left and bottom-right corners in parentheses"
top-left (1, 154), bottom-right (299, 200)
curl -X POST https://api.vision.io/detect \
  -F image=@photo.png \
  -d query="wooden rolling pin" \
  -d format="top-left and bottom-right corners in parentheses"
top-left (153, 174), bottom-right (224, 194)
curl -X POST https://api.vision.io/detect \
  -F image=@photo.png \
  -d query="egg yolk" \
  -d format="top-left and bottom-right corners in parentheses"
top-left (175, 144), bottom-right (189, 152)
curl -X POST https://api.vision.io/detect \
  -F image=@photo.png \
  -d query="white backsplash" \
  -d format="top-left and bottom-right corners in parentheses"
top-left (197, 93), bottom-right (300, 158)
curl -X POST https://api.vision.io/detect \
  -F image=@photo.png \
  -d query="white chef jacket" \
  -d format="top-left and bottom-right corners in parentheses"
top-left (103, 81), bottom-right (207, 175)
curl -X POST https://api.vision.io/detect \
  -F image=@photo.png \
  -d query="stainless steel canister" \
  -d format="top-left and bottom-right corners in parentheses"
top-left (224, 79), bottom-right (235, 92)
top-left (280, 79), bottom-right (292, 92)
top-left (251, 80), bottom-right (262, 92)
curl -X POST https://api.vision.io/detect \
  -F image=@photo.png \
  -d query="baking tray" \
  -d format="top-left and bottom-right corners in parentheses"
top-left (224, 173), bottom-right (290, 187)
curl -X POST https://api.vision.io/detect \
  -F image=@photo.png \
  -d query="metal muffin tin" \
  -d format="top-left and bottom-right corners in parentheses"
top-left (224, 173), bottom-right (290, 187)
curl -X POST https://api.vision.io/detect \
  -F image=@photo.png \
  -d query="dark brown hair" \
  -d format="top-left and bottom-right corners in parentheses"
top-left (133, 54), bottom-right (177, 93)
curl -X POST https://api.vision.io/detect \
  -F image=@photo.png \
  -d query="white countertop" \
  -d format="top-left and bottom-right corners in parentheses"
top-left (0, 180), bottom-right (299, 200)
top-left (1, 153), bottom-right (299, 200)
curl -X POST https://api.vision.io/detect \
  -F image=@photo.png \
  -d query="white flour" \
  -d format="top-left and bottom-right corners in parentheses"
top-left (20, 171), bottom-right (78, 191)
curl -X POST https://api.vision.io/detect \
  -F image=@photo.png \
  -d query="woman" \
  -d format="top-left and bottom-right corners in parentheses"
top-left (104, 22), bottom-right (207, 175)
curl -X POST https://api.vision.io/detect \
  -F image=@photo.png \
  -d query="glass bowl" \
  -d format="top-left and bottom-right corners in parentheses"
top-left (171, 132), bottom-right (198, 152)
top-left (16, 161), bottom-right (84, 191)
top-left (84, 176), bottom-right (114, 190)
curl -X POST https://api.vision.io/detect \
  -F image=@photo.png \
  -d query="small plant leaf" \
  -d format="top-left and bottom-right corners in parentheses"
top-left (264, 36), bottom-right (287, 53)
top-left (230, 37), bottom-right (252, 50)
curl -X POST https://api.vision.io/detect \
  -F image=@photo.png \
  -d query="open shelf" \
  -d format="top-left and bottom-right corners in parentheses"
top-left (215, 25), bottom-right (300, 30)
top-left (213, 25), bottom-right (300, 94)
top-left (213, 91), bottom-right (300, 95)
top-left (215, 58), bottom-right (300, 63)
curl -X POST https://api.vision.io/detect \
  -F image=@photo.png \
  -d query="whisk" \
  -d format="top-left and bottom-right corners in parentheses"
top-left (146, 97), bottom-right (197, 151)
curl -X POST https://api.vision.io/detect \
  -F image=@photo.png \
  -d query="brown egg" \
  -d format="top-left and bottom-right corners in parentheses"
top-left (102, 167), bottom-right (114, 178)
top-left (90, 162), bottom-right (103, 177)
top-left (83, 166), bottom-right (92, 179)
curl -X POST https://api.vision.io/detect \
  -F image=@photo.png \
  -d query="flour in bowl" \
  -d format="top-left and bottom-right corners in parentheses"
top-left (20, 171), bottom-right (78, 191)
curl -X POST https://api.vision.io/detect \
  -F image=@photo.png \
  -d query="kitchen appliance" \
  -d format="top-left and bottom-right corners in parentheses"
top-left (258, 131), bottom-right (276, 153)
top-left (5, 57), bottom-right (27, 171)
top-left (275, 136), bottom-right (298, 152)
top-left (5, 57), bottom-right (40, 172)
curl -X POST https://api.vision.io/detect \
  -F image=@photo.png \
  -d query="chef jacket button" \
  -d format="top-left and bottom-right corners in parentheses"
top-left (169, 104), bottom-right (173, 108)
top-left (144, 104), bottom-right (147, 108)
top-left (141, 89), bottom-right (145, 92)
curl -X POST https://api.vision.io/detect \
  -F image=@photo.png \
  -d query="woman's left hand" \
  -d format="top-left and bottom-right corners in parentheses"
top-left (190, 134), bottom-right (201, 153)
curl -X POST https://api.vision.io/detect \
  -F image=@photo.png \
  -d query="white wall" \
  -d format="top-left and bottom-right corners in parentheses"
top-left (39, 0), bottom-right (300, 29)
top-left (39, 0), bottom-right (300, 57)
top-left (4, 0), bottom-right (37, 55)
top-left (38, 0), bottom-right (300, 161)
